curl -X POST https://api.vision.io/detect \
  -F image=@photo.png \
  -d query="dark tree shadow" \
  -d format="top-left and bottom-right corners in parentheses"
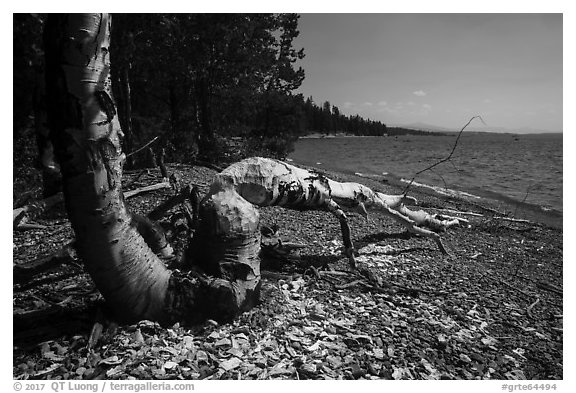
top-left (13, 304), bottom-right (98, 350)
top-left (356, 231), bottom-right (438, 255)
top-left (359, 230), bottom-right (413, 243)
top-left (261, 252), bottom-right (344, 275)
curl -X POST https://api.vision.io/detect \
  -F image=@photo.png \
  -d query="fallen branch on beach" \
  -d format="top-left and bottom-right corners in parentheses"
top-left (434, 208), bottom-right (483, 217)
top-left (433, 208), bottom-right (534, 224)
top-left (493, 216), bottom-right (533, 224)
top-left (402, 115), bottom-right (486, 196)
top-left (190, 157), bottom-right (464, 279)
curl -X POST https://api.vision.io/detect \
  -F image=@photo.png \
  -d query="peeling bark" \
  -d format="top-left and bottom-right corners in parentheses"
top-left (201, 157), bottom-right (461, 267)
top-left (44, 14), bottom-right (171, 322)
top-left (186, 186), bottom-right (262, 317)
top-left (131, 214), bottom-right (173, 258)
top-left (43, 14), bottom-right (263, 325)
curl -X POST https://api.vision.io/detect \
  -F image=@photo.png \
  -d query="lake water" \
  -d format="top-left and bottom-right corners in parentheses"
top-left (289, 133), bottom-right (563, 214)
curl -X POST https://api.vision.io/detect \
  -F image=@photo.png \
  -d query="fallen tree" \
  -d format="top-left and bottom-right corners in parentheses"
top-left (188, 157), bottom-right (464, 270)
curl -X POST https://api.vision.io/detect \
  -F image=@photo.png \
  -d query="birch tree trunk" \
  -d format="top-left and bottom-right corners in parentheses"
top-left (44, 14), bottom-right (171, 322)
top-left (43, 14), bottom-right (261, 325)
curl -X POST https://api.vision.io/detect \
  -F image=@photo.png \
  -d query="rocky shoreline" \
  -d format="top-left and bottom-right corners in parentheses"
top-left (13, 161), bottom-right (563, 380)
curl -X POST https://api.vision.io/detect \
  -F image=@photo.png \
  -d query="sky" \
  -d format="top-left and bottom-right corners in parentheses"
top-left (293, 14), bottom-right (563, 132)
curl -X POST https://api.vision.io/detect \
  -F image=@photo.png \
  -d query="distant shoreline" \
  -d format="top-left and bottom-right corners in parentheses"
top-left (300, 132), bottom-right (371, 139)
top-left (299, 131), bottom-right (563, 139)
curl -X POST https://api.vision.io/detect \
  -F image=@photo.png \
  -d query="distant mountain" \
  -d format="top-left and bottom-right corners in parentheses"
top-left (397, 122), bottom-right (454, 132)
top-left (462, 125), bottom-right (562, 134)
top-left (499, 126), bottom-right (562, 134)
top-left (393, 122), bottom-right (561, 134)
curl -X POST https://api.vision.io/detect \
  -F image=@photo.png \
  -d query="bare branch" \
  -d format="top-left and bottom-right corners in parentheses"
top-left (402, 115), bottom-right (486, 195)
top-left (124, 182), bottom-right (171, 199)
top-left (512, 183), bottom-right (537, 218)
top-left (429, 168), bottom-right (449, 193)
top-left (126, 136), bottom-right (160, 158)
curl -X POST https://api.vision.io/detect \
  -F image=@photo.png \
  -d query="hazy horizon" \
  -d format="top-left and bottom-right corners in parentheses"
top-left (294, 14), bottom-right (563, 133)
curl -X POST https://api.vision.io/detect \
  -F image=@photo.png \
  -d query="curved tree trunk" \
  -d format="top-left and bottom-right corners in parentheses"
top-left (43, 14), bottom-right (261, 325)
top-left (44, 14), bottom-right (171, 322)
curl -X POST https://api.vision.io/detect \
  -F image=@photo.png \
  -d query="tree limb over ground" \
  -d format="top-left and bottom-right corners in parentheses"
top-left (190, 157), bottom-right (465, 272)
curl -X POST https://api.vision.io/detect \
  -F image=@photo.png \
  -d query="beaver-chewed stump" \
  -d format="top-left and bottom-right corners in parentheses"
top-left (184, 185), bottom-right (262, 321)
top-left (168, 156), bottom-right (467, 323)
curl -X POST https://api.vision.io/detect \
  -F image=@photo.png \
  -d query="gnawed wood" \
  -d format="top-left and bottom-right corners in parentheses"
top-left (189, 186), bottom-right (261, 286)
top-left (202, 157), bottom-right (461, 269)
